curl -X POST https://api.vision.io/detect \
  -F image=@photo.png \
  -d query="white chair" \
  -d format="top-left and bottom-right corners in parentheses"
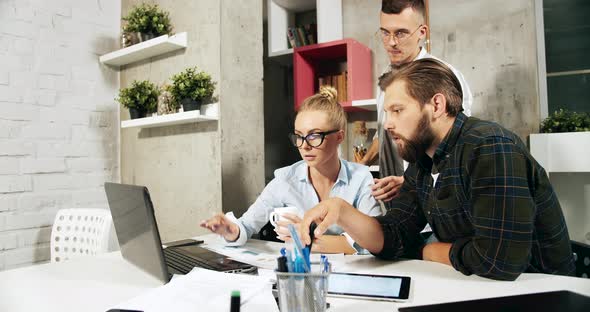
top-left (50, 208), bottom-right (114, 263)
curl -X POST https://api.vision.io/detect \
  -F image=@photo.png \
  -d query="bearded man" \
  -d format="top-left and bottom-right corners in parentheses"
top-left (300, 59), bottom-right (575, 281)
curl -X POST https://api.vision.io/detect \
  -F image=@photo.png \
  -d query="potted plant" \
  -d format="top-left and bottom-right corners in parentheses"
top-left (122, 3), bottom-right (172, 43)
top-left (169, 67), bottom-right (216, 112)
top-left (116, 80), bottom-right (160, 119)
top-left (540, 109), bottom-right (590, 133)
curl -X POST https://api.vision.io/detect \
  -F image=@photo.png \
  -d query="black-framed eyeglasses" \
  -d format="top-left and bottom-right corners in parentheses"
top-left (288, 129), bottom-right (340, 148)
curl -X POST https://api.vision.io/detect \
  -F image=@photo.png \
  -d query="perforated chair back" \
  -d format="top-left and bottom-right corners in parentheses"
top-left (50, 208), bottom-right (113, 263)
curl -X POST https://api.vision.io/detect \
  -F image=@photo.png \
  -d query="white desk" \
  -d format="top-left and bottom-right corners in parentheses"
top-left (1, 234), bottom-right (589, 312)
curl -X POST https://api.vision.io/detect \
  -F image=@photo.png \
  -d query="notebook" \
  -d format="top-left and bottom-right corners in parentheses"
top-left (399, 290), bottom-right (590, 312)
top-left (104, 182), bottom-right (255, 283)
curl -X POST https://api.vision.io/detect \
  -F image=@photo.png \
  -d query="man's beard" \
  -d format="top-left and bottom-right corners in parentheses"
top-left (391, 113), bottom-right (435, 163)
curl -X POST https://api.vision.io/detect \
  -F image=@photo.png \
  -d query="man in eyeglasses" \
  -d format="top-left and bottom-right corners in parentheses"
top-left (356, 0), bottom-right (473, 217)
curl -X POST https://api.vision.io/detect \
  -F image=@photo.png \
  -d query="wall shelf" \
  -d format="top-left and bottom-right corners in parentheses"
top-left (99, 32), bottom-right (187, 67)
top-left (529, 132), bottom-right (590, 172)
top-left (121, 108), bottom-right (218, 129)
top-left (351, 98), bottom-right (377, 111)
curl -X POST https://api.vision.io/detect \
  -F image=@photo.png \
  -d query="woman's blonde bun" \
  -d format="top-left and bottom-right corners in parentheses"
top-left (318, 86), bottom-right (338, 102)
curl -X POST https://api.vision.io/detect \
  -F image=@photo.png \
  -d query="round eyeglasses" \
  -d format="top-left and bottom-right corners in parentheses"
top-left (289, 130), bottom-right (340, 148)
top-left (376, 24), bottom-right (423, 44)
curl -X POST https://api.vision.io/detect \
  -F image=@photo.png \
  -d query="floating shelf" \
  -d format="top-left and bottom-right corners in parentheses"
top-left (351, 98), bottom-right (377, 111)
top-left (529, 132), bottom-right (590, 173)
top-left (121, 108), bottom-right (217, 129)
top-left (99, 32), bottom-right (187, 67)
top-left (269, 48), bottom-right (293, 57)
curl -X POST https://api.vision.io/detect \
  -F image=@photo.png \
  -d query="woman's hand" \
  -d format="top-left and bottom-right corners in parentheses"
top-left (199, 213), bottom-right (240, 242)
top-left (274, 213), bottom-right (302, 242)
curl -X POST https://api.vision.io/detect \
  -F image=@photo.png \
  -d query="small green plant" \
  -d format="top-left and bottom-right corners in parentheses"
top-left (116, 80), bottom-right (160, 113)
top-left (540, 109), bottom-right (590, 133)
top-left (168, 67), bottom-right (216, 104)
top-left (122, 3), bottom-right (172, 37)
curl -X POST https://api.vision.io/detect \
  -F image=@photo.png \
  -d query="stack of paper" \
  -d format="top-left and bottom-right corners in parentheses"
top-left (111, 268), bottom-right (278, 312)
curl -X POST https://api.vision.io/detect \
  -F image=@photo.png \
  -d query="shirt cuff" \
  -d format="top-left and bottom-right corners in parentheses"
top-left (449, 237), bottom-right (472, 276)
top-left (371, 215), bottom-right (398, 259)
top-left (222, 212), bottom-right (248, 246)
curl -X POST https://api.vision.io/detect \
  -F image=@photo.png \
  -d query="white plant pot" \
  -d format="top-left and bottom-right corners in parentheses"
top-left (530, 132), bottom-right (590, 173)
top-left (201, 103), bottom-right (219, 117)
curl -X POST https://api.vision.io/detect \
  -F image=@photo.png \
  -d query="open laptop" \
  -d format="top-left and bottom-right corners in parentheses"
top-left (104, 182), bottom-right (256, 283)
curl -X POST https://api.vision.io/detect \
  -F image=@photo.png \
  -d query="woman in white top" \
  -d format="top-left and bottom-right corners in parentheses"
top-left (200, 87), bottom-right (380, 254)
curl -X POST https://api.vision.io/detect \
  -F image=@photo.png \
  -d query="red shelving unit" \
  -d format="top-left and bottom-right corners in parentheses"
top-left (293, 38), bottom-right (372, 112)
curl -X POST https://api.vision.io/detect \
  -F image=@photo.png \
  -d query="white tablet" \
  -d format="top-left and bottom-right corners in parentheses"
top-left (328, 272), bottom-right (411, 302)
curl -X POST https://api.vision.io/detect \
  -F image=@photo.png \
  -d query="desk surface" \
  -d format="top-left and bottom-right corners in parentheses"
top-left (1, 234), bottom-right (589, 312)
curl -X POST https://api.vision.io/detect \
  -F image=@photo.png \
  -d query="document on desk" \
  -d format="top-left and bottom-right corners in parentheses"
top-left (111, 268), bottom-right (278, 312)
top-left (204, 241), bottom-right (279, 270)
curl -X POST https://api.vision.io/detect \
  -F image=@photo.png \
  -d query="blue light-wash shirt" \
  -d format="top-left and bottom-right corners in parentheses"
top-left (226, 159), bottom-right (381, 247)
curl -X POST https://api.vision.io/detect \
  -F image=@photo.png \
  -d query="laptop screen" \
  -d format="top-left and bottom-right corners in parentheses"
top-left (105, 182), bottom-right (169, 283)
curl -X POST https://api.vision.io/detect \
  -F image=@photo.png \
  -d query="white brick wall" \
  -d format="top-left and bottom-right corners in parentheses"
top-left (0, 0), bottom-right (120, 271)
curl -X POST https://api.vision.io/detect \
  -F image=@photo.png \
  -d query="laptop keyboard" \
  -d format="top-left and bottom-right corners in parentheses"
top-left (163, 247), bottom-right (217, 274)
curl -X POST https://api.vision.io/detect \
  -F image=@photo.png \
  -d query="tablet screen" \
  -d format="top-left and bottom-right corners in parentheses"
top-left (328, 273), bottom-right (410, 299)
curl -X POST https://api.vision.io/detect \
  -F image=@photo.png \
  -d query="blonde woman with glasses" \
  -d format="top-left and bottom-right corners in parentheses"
top-left (200, 87), bottom-right (380, 254)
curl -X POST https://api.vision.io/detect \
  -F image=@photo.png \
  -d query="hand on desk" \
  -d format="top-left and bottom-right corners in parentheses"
top-left (371, 175), bottom-right (404, 202)
top-left (199, 214), bottom-right (240, 242)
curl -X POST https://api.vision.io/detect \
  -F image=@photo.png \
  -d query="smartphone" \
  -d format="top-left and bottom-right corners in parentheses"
top-left (163, 239), bottom-right (204, 248)
top-left (328, 272), bottom-right (411, 302)
top-left (106, 309), bottom-right (143, 312)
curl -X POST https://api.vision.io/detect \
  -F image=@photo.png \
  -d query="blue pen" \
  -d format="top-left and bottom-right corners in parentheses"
top-left (288, 224), bottom-right (310, 272)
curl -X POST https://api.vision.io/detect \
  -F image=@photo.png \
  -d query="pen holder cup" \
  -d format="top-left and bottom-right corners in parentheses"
top-left (276, 263), bottom-right (330, 312)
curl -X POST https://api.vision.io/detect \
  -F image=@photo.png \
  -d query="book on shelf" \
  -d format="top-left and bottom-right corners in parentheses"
top-left (303, 24), bottom-right (318, 44)
top-left (286, 23), bottom-right (317, 48)
top-left (287, 27), bottom-right (297, 49)
top-left (296, 27), bottom-right (308, 46)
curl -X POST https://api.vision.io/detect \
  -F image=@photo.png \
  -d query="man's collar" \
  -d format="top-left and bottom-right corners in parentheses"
top-left (414, 46), bottom-right (428, 61)
top-left (416, 112), bottom-right (467, 171)
top-left (432, 112), bottom-right (468, 166)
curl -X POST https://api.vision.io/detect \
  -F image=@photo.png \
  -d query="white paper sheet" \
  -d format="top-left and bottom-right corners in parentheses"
top-left (112, 268), bottom-right (278, 312)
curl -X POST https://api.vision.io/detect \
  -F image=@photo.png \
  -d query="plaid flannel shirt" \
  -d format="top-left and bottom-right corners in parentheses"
top-left (374, 113), bottom-right (575, 281)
